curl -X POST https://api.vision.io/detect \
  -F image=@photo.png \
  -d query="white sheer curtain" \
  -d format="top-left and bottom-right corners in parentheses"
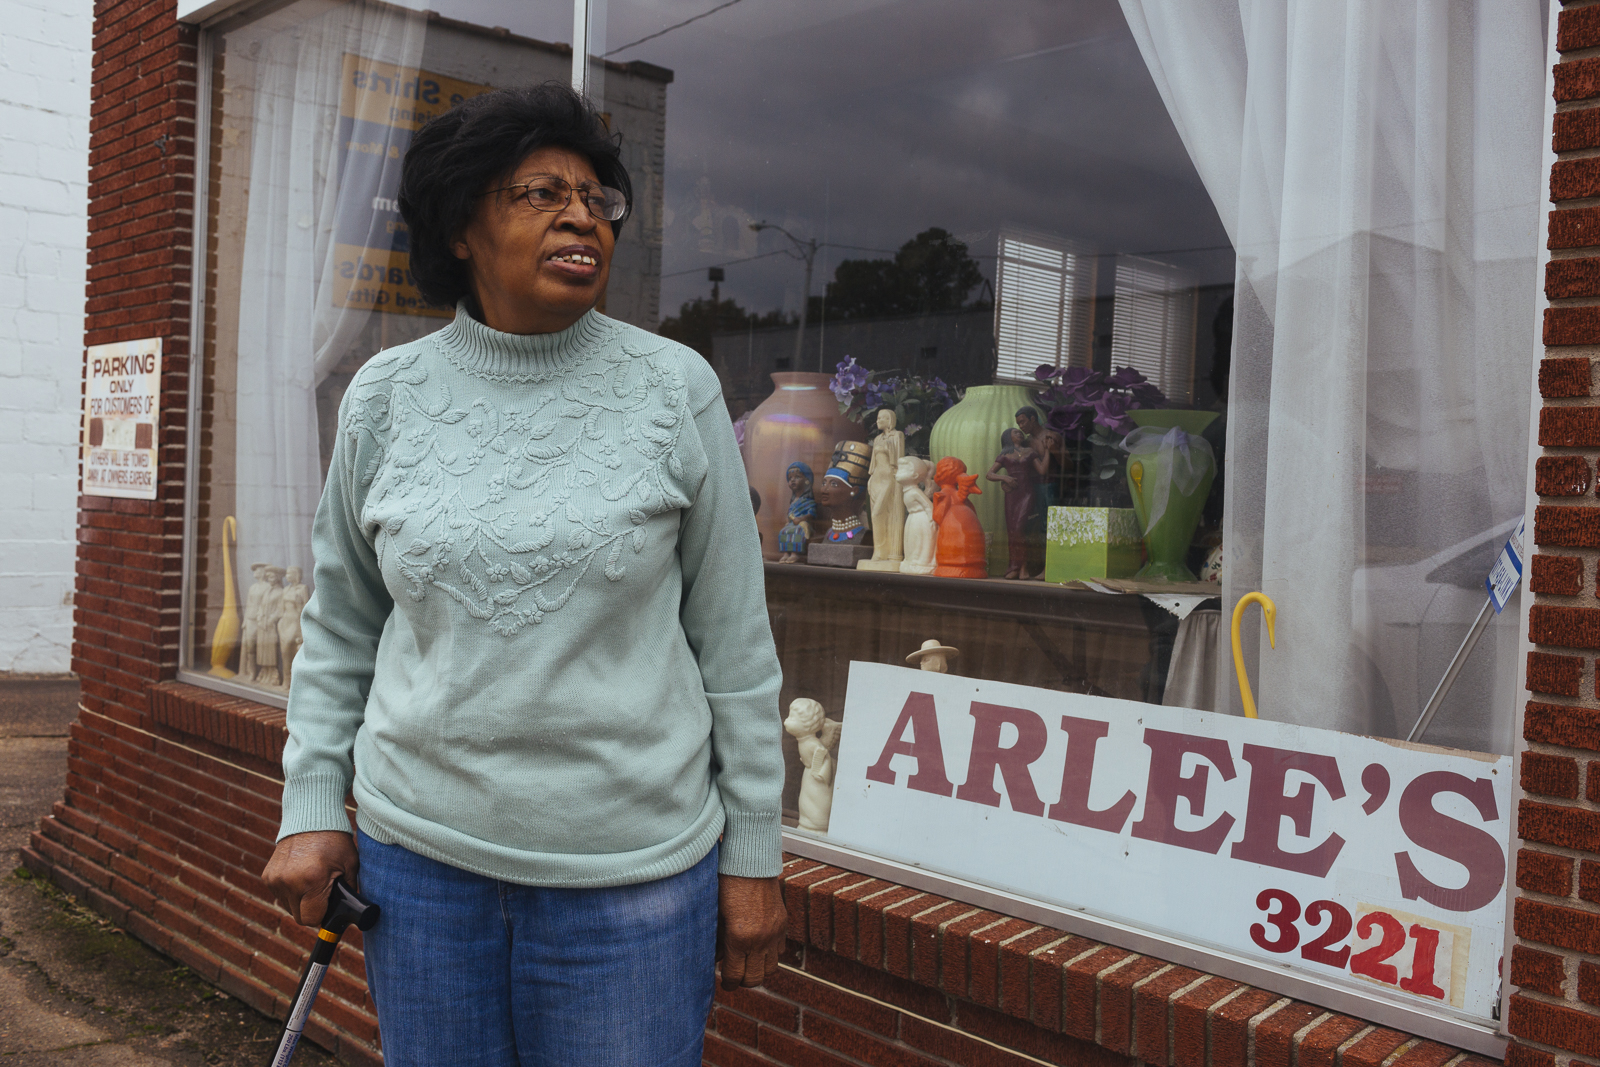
top-left (233, 2), bottom-right (426, 580)
top-left (1118, 0), bottom-right (1544, 749)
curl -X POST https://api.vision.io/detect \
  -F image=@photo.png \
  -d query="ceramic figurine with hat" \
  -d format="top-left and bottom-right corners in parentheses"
top-left (906, 638), bottom-right (959, 674)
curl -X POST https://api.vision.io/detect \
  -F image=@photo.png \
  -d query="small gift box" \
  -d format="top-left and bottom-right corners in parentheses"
top-left (1044, 506), bottom-right (1143, 583)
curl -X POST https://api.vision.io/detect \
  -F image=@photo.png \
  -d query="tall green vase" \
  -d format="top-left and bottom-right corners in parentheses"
top-left (929, 384), bottom-right (1037, 577)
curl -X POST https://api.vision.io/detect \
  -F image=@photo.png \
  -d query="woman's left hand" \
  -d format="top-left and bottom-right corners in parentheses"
top-left (716, 875), bottom-right (787, 989)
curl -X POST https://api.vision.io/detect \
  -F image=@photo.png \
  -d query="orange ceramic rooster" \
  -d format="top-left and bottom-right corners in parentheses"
top-left (931, 457), bottom-right (987, 578)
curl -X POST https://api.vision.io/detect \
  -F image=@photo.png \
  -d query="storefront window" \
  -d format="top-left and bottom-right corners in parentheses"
top-left (184, 0), bottom-right (668, 695)
top-left (181, 0), bottom-right (1547, 1040)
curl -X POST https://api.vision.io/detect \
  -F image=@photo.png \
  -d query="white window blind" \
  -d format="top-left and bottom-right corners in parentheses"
top-left (993, 229), bottom-right (1094, 382)
top-left (1110, 255), bottom-right (1198, 405)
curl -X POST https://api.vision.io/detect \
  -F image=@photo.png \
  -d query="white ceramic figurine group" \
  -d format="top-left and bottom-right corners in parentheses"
top-left (239, 563), bottom-right (309, 689)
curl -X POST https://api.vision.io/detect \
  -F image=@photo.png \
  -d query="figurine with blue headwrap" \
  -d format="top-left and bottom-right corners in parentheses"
top-left (776, 461), bottom-right (819, 564)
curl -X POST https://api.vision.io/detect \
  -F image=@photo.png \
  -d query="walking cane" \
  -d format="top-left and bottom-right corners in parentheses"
top-left (269, 877), bottom-right (381, 1067)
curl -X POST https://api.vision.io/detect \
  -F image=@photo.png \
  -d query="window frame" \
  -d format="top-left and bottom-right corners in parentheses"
top-left (169, 1), bottom-right (1550, 1051)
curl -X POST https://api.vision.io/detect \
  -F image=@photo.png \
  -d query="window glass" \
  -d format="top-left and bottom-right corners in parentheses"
top-left (186, 0), bottom-right (669, 694)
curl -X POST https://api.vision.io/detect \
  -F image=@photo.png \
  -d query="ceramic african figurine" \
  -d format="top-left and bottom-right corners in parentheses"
top-left (776, 462), bottom-right (818, 564)
top-left (815, 441), bottom-right (871, 546)
top-left (986, 429), bottom-right (1046, 579)
top-left (858, 409), bottom-right (906, 572)
top-left (253, 565), bottom-right (285, 687)
top-left (784, 697), bottom-right (843, 833)
top-left (932, 457), bottom-right (986, 578)
top-left (905, 638), bottom-right (959, 674)
top-left (278, 565), bottom-right (309, 688)
top-left (239, 562), bottom-right (267, 681)
top-left (897, 456), bottom-right (936, 576)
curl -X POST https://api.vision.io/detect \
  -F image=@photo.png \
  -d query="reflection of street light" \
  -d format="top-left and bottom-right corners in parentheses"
top-left (751, 221), bottom-right (819, 372)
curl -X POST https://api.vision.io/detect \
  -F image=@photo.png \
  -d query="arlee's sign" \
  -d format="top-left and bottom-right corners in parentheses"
top-left (829, 664), bottom-right (1511, 1021)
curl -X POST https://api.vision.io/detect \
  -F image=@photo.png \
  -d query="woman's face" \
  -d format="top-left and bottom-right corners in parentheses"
top-left (814, 476), bottom-right (853, 509)
top-left (787, 468), bottom-right (811, 495)
top-left (452, 146), bottom-right (617, 334)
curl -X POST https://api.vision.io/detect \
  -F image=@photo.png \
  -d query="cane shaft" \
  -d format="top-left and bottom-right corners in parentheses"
top-left (269, 930), bottom-right (340, 1067)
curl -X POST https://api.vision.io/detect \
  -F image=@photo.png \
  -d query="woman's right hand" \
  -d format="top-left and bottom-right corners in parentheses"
top-left (263, 830), bottom-right (360, 927)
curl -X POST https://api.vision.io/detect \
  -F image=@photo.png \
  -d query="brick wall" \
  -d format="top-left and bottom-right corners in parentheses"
top-left (0, 0), bottom-right (91, 673)
top-left (25, 2), bottom-right (1573, 1067)
top-left (1510, 3), bottom-right (1600, 1066)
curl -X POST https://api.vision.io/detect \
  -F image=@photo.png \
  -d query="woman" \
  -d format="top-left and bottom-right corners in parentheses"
top-left (985, 429), bottom-right (1044, 580)
top-left (262, 83), bottom-right (787, 1067)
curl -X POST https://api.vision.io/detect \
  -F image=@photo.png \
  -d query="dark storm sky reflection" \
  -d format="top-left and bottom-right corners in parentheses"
top-left (604, 0), bottom-right (1235, 320)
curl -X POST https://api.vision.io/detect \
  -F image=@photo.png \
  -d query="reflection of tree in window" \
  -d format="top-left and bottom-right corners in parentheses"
top-left (824, 228), bottom-right (988, 321)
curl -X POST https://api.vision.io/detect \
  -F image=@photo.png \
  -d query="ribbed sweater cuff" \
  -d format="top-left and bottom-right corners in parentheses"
top-left (277, 771), bottom-right (354, 841)
top-left (718, 809), bottom-right (782, 878)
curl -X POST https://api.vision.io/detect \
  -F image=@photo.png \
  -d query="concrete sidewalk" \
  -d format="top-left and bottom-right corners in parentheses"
top-left (0, 677), bottom-right (341, 1065)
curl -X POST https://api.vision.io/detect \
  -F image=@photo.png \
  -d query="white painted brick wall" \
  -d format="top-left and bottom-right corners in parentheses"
top-left (0, 0), bottom-right (91, 674)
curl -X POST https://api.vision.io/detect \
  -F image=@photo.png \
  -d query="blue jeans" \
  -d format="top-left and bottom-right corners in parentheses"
top-left (356, 830), bottom-right (717, 1067)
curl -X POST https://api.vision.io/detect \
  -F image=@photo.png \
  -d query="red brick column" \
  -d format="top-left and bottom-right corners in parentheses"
top-left (75, 0), bottom-right (195, 726)
top-left (1510, 4), bottom-right (1600, 1066)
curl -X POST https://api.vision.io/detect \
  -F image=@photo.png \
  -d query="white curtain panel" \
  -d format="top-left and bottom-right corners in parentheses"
top-left (1118, 0), bottom-right (1544, 748)
top-left (233, 2), bottom-right (426, 581)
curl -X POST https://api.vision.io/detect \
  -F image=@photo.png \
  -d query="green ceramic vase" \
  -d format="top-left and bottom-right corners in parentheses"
top-left (1123, 410), bottom-right (1218, 582)
top-left (929, 383), bottom-right (1037, 576)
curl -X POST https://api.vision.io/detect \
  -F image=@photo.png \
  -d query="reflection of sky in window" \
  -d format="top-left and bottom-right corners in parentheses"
top-left (426, 0), bottom-right (572, 46)
top-left (604, 0), bottom-right (1233, 322)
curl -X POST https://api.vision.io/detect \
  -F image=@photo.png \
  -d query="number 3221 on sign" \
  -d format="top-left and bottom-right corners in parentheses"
top-left (1251, 889), bottom-right (1471, 1008)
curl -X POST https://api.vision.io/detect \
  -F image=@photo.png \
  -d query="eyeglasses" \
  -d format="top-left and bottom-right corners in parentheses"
top-left (480, 176), bottom-right (629, 222)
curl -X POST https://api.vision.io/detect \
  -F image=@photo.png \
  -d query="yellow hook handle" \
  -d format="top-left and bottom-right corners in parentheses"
top-left (1230, 591), bottom-right (1277, 719)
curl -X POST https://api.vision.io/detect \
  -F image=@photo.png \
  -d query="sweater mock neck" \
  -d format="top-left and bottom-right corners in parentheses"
top-left (436, 302), bottom-right (617, 382)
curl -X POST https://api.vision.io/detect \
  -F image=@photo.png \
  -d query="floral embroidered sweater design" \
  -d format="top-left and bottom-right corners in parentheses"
top-left (278, 306), bottom-right (785, 887)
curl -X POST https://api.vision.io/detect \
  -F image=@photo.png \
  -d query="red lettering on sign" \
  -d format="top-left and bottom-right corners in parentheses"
top-left (865, 692), bottom-right (956, 796)
top-left (1130, 729), bottom-right (1236, 853)
top-left (955, 702), bottom-right (1049, 815)
top-left (1392, 771), bottom-right (1504, 913)
top-left (1229, 745), bottom-right (1346, 876)
top-left (1046, 716), bottom-right (1135, 832)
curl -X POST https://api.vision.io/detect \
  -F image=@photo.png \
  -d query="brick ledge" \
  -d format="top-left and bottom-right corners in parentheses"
top-left (147, 680), bottom-right (287, 764)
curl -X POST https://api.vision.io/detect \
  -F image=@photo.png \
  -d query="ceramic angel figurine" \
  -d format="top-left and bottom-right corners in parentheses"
top-left (784, 697), bottom-right (843, 833)
top-left (932, 457), bottom-right (986, 578)
top-left (277, 565), bottom-right (309, 687)
top-left (858, 409), bottom-right (906, 571)
top-left (776, 462), bottom-right (818, 563)
top-left (986, 429), bottom-right (1045, 579)
top-left (896, 456), bottom-right (936, 575)
top-left (239, 562), bottom-right (267, 680)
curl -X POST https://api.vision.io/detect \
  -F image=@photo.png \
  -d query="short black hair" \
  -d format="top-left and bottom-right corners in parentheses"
top-left (1015, 406), bottom-right (1041, 423)
top-left (398, 82), bottom-right (632, 309)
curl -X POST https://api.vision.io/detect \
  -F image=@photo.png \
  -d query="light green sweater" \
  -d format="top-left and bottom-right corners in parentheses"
top-left (278, 305), bottom-right (785, 886)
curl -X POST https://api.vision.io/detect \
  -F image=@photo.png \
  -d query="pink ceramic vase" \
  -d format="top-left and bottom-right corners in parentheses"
top-left (741, 372), bottom-right (867, 560)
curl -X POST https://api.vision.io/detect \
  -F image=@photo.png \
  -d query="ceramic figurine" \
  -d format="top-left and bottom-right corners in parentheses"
top-left (254, 565), bottom-right (285, 687)
top-left (931, 457), bottom-right (987, 578)
top-left (239, 562), bottom-right (267, 681)
top-left (858, 409), bottom-right (906, 572)
top-left (905, 638), bottom-right (959, 673)
top-left (896, 456), bottom-right (937, 575)
top-left (986, 429), bottom-right (1046, 579)
top-left (784, 697), bottom-right (842, 833)
top-left (815, 441), bottom-right (871, 546)
top-left (775, 462), bottom-right (818, 564)
top-left (1015, 406), bottom-right (1067, 510)
top-left (278, 565), bottom-right (309, 687)
top-left (208, 515), bottom-right (240, 678)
